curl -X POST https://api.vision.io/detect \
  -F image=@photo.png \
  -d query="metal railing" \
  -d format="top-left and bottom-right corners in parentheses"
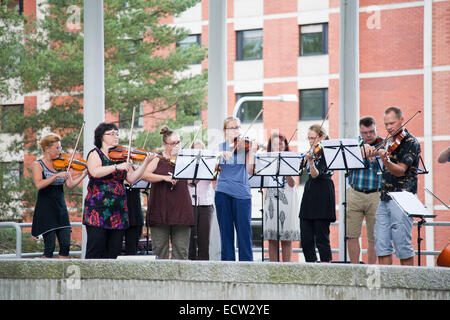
top-left (0, 221), bottom-right (82, 259)
top-left (1, 219), bottom-right (449, 259)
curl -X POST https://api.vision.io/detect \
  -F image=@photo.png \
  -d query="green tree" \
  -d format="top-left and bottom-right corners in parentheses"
top-left (0, 0), bottom-right (207, 220)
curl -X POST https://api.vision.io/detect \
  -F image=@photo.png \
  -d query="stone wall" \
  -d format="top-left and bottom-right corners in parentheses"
top-left (0, 259), bottom-right (449, 300)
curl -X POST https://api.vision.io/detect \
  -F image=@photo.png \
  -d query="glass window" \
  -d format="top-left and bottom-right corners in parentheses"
top-left (299, 89), bottom-right (327, 120)
top-left (236, 92), bottom-right (263, 123)
top-left (300, 23), bottom-right (328, 56)
top-left (177, 34), bottom-right (202, 64)
top-left (119, 104), bottom-right (143, 129)
top-left (236, 29), bottom-right (263, 61)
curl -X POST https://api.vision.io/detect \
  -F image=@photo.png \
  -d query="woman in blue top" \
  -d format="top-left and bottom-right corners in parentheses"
top-left (215, 116), bottom-right (258, 261)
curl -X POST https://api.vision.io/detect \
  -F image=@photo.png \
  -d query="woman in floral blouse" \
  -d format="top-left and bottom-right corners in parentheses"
top-left (83, 122), bottom-right (154, 259)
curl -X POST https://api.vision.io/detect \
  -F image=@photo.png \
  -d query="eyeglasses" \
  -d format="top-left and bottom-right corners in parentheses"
top-left (104, 132), bottom-right (119, 137)
top-left (225, 127), bottom-right (240, 130)
top-left (165, 140), bottom-right (180, 147)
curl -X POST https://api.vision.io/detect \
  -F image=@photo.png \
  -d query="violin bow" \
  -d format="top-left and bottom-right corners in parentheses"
top-left (127, 106), bottom-right (137, 163)
top-left (230, 107), bottom-right (264, 154)
top-left (375, 110), bottom-right (421, 151)
top-left (308, 102), bottom-right (333, 154)
top-left (66, 121), bottom-right (85, 174)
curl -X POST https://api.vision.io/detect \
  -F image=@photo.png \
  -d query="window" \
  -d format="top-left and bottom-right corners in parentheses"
top-left (299, 89), bottom-right (328, 120)
top-left (0, 104), bottom-right (24, 133)
top-left (236, 29), bottom-right (263, 61)
top-left (119, 104), bottom-right (143, 129)
top-left (1, 0), bottom-right (23, 14)
top-left (236, 93), bottom-right (263, 123)
top-left (177, 34), bottom-right (202, 64)
top-left (0, 162), bottom-right (23, 190)
top-left (299, 23), bottom-right (328, 56)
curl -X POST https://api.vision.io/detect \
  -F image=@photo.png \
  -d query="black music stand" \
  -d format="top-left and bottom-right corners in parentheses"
top-left (321, 138), bottom-right (366, 263)
top-left (388, 191), bottom-right (436, 266)
top-left (129, 179), bottom-right (152, 255)
top-left (253, 151), bottom-right (303, 262)
top-left (173, 148), bottom-right (218, 260)
top-left (249, 174), bottom-right (283, 261)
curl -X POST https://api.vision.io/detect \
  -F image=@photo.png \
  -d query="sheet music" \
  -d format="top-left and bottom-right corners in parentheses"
top-left (278, 152), bottom-right (304, 176)
top-left (253, 152), bottom-right (303, 176)
top-left (321, 139), bottom-right (366, 170)
top-left (388, 191), bottom-right (434, 217)
top-left (254, 152), bottom-right (278, 176)
top-left (249, 175), bottom-right (282, 188)
top-left (173, 149), bottom-right (218, 180)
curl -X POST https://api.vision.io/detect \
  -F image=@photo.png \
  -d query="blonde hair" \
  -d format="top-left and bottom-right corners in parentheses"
top-left (223, 116), bottom-right (240, 130)
top-left (39, 133), bottom-right (61, 151)
top-left (308, 124), bottom-right (328, 139)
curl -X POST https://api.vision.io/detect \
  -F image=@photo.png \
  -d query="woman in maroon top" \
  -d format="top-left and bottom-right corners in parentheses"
top-left (142, 126), bottom-right (194, 259)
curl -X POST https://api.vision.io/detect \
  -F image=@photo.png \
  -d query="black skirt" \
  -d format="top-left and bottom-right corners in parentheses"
top-left (31, 185), bottom-right (71, 237)
top-left (299, 176), bottom-right (336, 222)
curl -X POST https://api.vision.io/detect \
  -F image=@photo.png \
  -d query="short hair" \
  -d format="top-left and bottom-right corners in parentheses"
top-left (308, 124), bottom-right (328, 139)
top-left (94, 122), bottom-right (118, 149)
top-left (267, 133), bottom-right (290, 152)
top-left (359, 116), bottom-right (376, 128)
top-left (223, 116), bottom-right (240, 130)
top-left (39, 133), bottom-right (61, 151)
top-left (384, 106), bottom-right (403, 119)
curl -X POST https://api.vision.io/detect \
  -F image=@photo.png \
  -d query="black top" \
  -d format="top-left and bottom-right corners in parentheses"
top-left (380, 129), bottom-right (420, 201)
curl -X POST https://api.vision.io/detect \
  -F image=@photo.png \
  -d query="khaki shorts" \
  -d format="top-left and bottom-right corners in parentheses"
top-left (346, 187), bottom-right (380, 241)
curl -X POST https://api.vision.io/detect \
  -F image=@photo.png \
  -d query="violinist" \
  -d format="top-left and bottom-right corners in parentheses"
top-left (215, 116), bottom-right (258, 261)
top-left (83, 122), bottom-right (154, 259)
top-left (373, 106), bottom-right (421, 266)
top-left (299, 124), bottom-right (335, 263)
top-left (142, 126), bottom-right (194, 260)
top-left (346, 116), bottom-right (382, 264)
top-left (31, 133), bottom-right (87, 258)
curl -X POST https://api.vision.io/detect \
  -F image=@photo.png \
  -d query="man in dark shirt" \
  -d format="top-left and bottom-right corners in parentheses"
top-left (374, 106), bottom-right (421, 266)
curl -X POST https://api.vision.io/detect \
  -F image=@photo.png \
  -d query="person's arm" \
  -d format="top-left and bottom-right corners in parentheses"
top-left (141, 158), bottom-right (173, 184)
top-left (305, 153), bottom-right (320, 179)
top-left (285, 175), bottom-right (296, 188)
top-left (125, 153), bottom-right (155, 185)
top-left (438, 146), bottom-right (450, 163)
top-left (377, 149), bottom-right (408, 177)
top-left (65, 169), bottom-right (88, 189)
top-left (87, 151), bottom-right (131, 178)
top-left (32, 161), bottom-right (69, 190)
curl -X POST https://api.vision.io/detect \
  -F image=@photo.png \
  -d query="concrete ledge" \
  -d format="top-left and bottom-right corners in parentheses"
top-left (1, 259), bottom-right (449, 300)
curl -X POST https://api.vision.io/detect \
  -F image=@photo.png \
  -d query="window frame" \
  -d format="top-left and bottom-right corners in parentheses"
top-left (299, 23), bottom-right (328, 56)
top-left (235, 92), bottom-right (263, 123)
top-left (236, 29), bottom-right (263, 61)
top-left (299, 88), bottom-right (328, 120)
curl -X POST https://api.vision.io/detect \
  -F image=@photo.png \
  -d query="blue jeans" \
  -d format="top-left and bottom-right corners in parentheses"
top-left (214, 192), bottom-right (253, 261)
top-left (374, 200), bottom-right (414, 260)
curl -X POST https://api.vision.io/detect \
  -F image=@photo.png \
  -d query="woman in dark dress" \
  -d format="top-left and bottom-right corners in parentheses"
top-left (83, 122), bottom-right (154, 259)
top-left (299, 124), bottom-right (336, 263)
top-left (31, 133), bottom-right (87, 258)
top-left (142, 126), bottom-right (194, 260)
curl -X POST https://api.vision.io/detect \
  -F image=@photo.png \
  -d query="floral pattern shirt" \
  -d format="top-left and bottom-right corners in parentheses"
top-left (83, 148), bottom-right (128, 229)
top-left (380, 129), bottom-right (421, 201)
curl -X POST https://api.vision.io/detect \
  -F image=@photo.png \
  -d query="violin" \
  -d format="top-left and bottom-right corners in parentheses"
top-left (53, 153), bottom-right (87, 171)
top-left (108, 146), bottom-right (176, 166)
top-left (386, 129), bottom-right (407, 153)
top-left (232, 136), bottom-right (262, 154)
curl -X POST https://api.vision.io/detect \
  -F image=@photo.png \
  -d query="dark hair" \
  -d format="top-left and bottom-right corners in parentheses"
top-left (384, 106), bottom-right (403, 119)
top-left (160, 125), bottom-right (175, 143)
top-left (267, 133), bottom-right (290, 152)
top-left (94, 122), bottom-right (118, 149)
top-left (359, 116), bottom-right (376, 128)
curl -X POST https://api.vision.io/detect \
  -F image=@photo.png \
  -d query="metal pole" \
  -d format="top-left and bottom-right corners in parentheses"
top-left (82, 0), bottom-right (105, 259)
top-left (338, 0), bottom-right (359, 262)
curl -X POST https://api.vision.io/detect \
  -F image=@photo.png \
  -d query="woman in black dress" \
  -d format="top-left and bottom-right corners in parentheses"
top-left (299, 124), bottom-right (336, 262)
top-left (31, 133), bottom-right (87, 258)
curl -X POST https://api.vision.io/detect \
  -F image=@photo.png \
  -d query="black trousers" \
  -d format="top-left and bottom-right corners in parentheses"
top-left (124, 225), bottom-right (143, 255)
top-left (189, 205), bottom-right (213, 260)
top-left (85, 225), bottom-right (124, 259)
top-left (300, 218), bottom-right (332, 262)
top-left (42, 227), bottom-right (71, 258)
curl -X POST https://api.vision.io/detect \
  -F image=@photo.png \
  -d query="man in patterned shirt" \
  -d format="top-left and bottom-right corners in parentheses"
top-left (374, 106), bottom-right (421, 266)
top-left (347, 116), bottom-right (383, 264)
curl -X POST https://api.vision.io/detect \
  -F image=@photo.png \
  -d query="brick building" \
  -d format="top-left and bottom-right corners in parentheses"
top-left (1, 0), bottom-right (449, 265)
